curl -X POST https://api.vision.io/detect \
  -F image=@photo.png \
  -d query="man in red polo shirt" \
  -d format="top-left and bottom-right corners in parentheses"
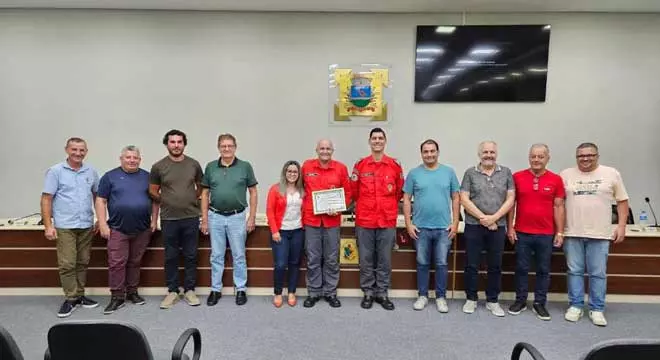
top-left (301, 139), bottom-right (352, 308)
top-left (351, 128), bottom-right (403, 310)
top-left (506, 143), bottom-right (566, 320)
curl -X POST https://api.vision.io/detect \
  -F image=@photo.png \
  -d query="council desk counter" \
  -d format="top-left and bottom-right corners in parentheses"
top-left (1, 215), bottom-right (659, 296)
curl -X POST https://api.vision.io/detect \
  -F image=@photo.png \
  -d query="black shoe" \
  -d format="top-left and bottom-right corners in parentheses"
top-left (207, 291), bottom-right (222, 306)
top-left (77, 296), bottom-right (99, 309)
top-left (374, 296), bottom-right (395, 310)
top-left (103, 298), bottom-right (126, 315)
top-left (325, 295), bottom-right (341, 308)
top-left (235, 291), bottom-right (247, 306)
top-left (126, 293), bottom-right (146, 305)
top-left (533, 303), bottom-right (551, 321)
top-left (361, 295), bottom-right (374, 309)
top-left (303, 296), bottom-right (321, 308)
top-left (508, 301), bottom-right (527, 315)
top-left (57, 300), bottom-right (77, 318)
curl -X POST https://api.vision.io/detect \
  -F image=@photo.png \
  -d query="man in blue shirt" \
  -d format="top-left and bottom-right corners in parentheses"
top-left (403, 139), bottom-right (460, 313)
top-left (41, 137), bottom-right (100, 318)
top-left (96, 145), bottom-right (159, 314)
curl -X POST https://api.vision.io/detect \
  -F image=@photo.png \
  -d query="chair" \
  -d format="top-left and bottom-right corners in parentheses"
top-left (511, 339), bottom-right (660, 360)
top-left (578, 339), bottom-right (660, 360)
top-left (511, 342), bottom-right (546, 360)
top-left (0, 324), bottom-right (25, 360)
top-left (44, 320), bottom-right (201, 360)
top-left (611, 204), bottom-right (634, 224)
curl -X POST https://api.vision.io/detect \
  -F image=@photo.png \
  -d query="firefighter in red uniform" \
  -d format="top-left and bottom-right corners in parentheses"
top-left (351, 128), bottom-right (404, 310)
top-left (301, 139), bottom-right (352, 308)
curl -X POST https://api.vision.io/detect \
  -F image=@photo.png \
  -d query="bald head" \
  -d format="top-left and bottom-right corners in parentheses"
top-left (316, 139), bottom-right (334, 163)
top-left (316, 139), bottom-right (334, 151)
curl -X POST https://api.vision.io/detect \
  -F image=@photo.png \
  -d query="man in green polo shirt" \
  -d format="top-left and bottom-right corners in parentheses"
top-left (201, 133), bottom-right (258, 306)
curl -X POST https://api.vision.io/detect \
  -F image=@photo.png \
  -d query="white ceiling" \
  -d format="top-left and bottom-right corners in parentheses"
top-left (0, 0), bottom-right (659, 13)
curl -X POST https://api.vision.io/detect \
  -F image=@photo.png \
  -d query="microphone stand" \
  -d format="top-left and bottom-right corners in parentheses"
top-left (644, 197), bottom-right (660, 228)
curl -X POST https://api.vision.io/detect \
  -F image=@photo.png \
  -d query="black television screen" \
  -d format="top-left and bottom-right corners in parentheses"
top-left (414, 25), bottom-right (551, 102)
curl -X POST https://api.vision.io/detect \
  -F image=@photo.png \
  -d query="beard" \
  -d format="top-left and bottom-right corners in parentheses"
top-left (168, 148), bottom-right (183, 158)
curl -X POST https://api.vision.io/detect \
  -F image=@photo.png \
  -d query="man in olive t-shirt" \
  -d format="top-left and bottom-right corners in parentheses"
top-left (149, 129), bottom-right (203, 310)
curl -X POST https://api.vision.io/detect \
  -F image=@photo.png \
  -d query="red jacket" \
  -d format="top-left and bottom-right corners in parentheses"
top-left (350, 154), bottom-right (404, 228)
top-left (266, 183), bottom-right (303, 234)
top-left (301, 158), bottom-right (352, 228)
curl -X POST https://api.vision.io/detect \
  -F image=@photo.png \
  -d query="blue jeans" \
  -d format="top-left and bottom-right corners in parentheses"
top-left (416, 228), bottom-right (451, 298)
top-left (463, 224), bottom-right (506, 302)
top-left (514, 232), bottom-right (553, 304)
top-left (563, 237), bottom-right (610, 311)
top-left (161, 217), bottom-right (199, 293)
top-left (208, 210), bottom-right (247, 292)
top-left (271, 228), bottom-right (304, 295)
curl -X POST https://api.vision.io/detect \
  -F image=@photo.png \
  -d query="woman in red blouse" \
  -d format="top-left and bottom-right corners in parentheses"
top-left (266, 160), bottom-right (305, 307)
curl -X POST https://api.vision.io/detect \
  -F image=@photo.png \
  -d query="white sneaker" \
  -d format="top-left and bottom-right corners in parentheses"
top-left (589, 311), bottom-right (608, 327)
top-left (436, 298), bottom-right (449, 313)
top-left (413, 296), bottom-right (428, 310)
top-left (486, 302), bottom-right (505, 317)
top-left (462, 300), bottom-right (477, 314)
top-left (564, 306), bottom-right (584, 322)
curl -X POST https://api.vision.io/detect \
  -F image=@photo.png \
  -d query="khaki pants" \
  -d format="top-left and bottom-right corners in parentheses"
top-left (56, 228), bottom-right (94, 300)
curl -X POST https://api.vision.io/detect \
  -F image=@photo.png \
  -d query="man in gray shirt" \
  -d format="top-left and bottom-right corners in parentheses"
top-left (459, 141), bottom-right (515, 317)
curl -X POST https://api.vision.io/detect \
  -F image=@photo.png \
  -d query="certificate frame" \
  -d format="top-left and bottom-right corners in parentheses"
top-left (312, 188), bottom-right (347, 215)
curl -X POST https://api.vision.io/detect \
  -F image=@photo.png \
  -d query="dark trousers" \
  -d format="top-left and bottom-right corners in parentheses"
top-left (514, 232), bottom-right (553, 305)
top-left (356, 227), bottom-right (395, 297)
top-left (271, 228), bottom-right (305, 295)
top-left (162, 217), bottom-right (199, 293)
top-left (463, 224), bottom-right (506, 302)
top-left (107, 228), bottom-right (152, 297)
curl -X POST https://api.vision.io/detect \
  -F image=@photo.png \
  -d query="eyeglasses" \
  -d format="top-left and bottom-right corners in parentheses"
top-left (576, 154), bottom-right (597, 159)
top-left (533, 176), bottom-right (539, 191)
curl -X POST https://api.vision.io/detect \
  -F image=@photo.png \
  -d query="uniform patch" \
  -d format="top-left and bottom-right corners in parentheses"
top-left (350, 173), bottom-right (358, 181)
top-left (387, 183), bottom-right (393, 192)
top-left (306, 172), bottom-right (319, 177)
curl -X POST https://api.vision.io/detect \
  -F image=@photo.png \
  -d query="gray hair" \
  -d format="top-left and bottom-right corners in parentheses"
top-left (478, 141), bottom-right (497, 154)
top-left (121, 145), bottom-right (141, 157)
top-left (529, 143), bottom-right (550, 155)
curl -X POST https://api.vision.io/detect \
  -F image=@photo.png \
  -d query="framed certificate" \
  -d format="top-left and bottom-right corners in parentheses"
top-left (312, 188), bottom-right (347, 215)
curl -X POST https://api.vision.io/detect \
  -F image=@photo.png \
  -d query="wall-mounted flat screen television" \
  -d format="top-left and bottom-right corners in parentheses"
top-left (415, 25), bottom-right (551, 102)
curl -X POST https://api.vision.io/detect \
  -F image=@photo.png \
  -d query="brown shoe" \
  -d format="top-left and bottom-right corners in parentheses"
top-left (288, 293), bottom-right (297, 307)
top-left (183, 290), bottom-right (200, 306)
top-left (273, 295), bottom-right (283, 308)
top-left (159, 292), bottom-right (180, 309)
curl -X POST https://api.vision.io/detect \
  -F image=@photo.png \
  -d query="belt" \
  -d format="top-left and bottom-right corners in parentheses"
top-left (210, 207), bottom-right (245, 216)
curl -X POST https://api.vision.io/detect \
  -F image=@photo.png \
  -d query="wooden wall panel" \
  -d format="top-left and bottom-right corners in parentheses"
top-left (1, 228), bottom-right (659, 296)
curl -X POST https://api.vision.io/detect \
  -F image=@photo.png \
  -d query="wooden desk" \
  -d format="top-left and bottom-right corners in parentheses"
top-left (1, 217), bottom-right (659, 296)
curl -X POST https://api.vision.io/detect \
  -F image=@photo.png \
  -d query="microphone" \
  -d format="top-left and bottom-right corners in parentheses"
top-left (644, 197), bottom-right (660, 228)
top-left (7, 212), bottom-right (41, 225)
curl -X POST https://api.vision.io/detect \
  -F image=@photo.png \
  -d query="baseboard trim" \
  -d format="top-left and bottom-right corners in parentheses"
top-left (0, 287), bottom-right (658, 304)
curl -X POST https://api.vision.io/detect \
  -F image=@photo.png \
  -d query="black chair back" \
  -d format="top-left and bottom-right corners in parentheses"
top-left (581, 339), bottom-right (660, 360)
top-left (611, 204), bottom-right (634, 224)
top-left (45, 320), bottom-right (154, 360)
top-left (0, 325), bottom-right (25, 360)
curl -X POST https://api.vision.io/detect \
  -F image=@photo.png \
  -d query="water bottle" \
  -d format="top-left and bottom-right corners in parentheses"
top-left (639, 211), bottom-right (649, 231)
